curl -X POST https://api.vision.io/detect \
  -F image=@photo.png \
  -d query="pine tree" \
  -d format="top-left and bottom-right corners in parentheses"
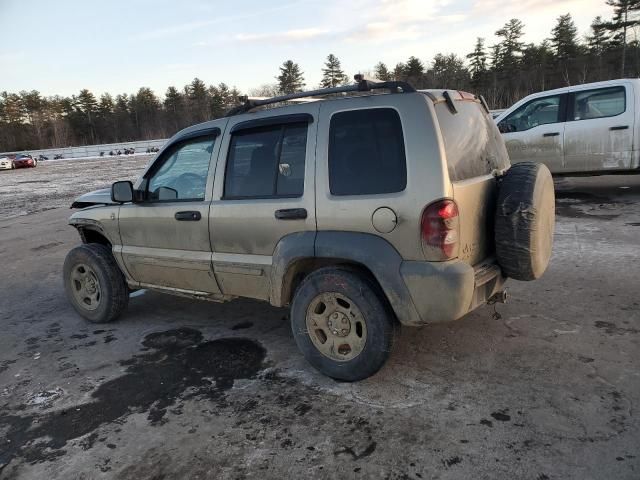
top-left (321, 54), bottom-right (347, 88)
top-left (404, 56), bottom-right (424, 78)
top-left (467, 37), bottom-right (488, 87)
top-left (76, 89), bottom-right (97, 115)
top-left (163, 87), bottom-right (183, 132)
top-left (430, 54), bottom-right (469, 89)
top-left (374, 62), bottom-right (391, 81)
top-left (76, 89), bottom-right (98, 143)
top-left (392, 62), bottom-right (406, 80)
top-left (587, 16), bottom-right (610, 54)
top-left (277, 60), bottom-right (305, 94)
top-left (605, 0), bottom-right (640, 75)
top-left (495, 18), bottom-right (525, 73)
top-left (550, 13), bottom-right (579, 61)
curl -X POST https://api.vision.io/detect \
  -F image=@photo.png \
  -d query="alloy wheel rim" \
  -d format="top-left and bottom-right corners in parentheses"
top-left (70, 263), bottom-right (101, 311)
top-left (305, 292), bottom-right (367, 362)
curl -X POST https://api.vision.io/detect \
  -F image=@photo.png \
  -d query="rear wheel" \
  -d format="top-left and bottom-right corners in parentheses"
top-left (63, 243), bottom-right (129, 323)
top-left (290, 267), bottom-right (395, 381)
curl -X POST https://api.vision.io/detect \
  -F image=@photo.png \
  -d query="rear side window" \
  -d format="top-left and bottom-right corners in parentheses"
top-left (436, 100), bottom-right (510, 182)
top-left (224, 123), bottom-right (307, 199)
top-left (572, 87), bottom-right (625, 120)
top-left (329, 108), bottom-right (406, 196)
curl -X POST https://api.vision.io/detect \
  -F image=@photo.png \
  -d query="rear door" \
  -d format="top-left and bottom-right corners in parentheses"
top-left (209, 106), bottom-right (318, 301)
top-left (498, 93), bottom-right (568, 173)
top-left (564, 84), bottom-right (634, 172)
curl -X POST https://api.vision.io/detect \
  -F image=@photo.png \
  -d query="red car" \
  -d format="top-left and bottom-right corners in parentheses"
top-left (12, 154), bottom-right (37, 168)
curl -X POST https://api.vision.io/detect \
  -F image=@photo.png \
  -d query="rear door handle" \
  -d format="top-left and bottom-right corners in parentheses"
top-left (610, 125), bottom-right (629, 131)
top-left (175, 211), bottom-right (201, 221)
top-left (543, 132), bottom-right (560, 137)
top-left (275, 208), bottom-right (307, 220)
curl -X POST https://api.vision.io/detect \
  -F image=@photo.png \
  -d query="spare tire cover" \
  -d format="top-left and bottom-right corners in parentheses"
top-left (495, 161), bottom-right (555, 281)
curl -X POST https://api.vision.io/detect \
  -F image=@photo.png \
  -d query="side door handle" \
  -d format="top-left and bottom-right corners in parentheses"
top-left (543, 132), bottom-right (560, 137)
top-left (275, 208), bottom-right (307, 220)
top-left (175, 211), bottom-right (201, 221)
top-left (610, 125), bottom-right (629, 131)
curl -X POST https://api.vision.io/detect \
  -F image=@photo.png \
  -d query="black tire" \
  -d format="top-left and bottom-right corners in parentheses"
top-left (63, 243), bottom-right (129, 323)
top-left (495, 161), bottom-right (555, 281)
top-left (290, 267), bottom-right (396, 381)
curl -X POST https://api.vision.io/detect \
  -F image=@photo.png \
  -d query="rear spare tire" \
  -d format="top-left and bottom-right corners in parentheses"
top-left (495, 161), bottom-right (555, 281)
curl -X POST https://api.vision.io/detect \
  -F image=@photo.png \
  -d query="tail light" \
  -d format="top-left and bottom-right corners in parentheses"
top-left (420, 199), bottom-right (459, 261)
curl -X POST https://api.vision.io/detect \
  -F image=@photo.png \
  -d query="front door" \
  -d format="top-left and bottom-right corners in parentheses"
top-left (117, 131), bottom-right (222, 294)
top-left (499, 93), bottom-right (567, 173)
top-left (209, 105), bottom-right (318, 301)
top-left (564, 84), bottom-right (634, 173)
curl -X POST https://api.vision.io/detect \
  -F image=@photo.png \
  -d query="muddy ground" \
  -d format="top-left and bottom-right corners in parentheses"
top-left (0, 156), bottom-right (152, 220)
top-left (0, 160), bottom-right (639, 479)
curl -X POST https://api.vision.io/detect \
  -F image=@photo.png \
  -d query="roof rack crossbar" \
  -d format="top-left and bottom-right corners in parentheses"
top-left (225, 76), bottom-right (416, 117)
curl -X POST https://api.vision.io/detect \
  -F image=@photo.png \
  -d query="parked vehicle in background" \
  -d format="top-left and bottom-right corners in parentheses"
top-left (64, 77), bottom-right (555, 381)
top-left (0, 156), bottom-right (14, 170)
top-left (495, 79), bottom-right (640, 175)
top-left (12, 154), bottom-right (37, 168)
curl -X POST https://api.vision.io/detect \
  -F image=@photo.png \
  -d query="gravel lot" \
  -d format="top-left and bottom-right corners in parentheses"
top-left (0, 160), bottom-right (638, 479)
top-left (0, 156), bottom-right (152, 220)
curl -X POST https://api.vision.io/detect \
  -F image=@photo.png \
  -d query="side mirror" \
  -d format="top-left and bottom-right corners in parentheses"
top-left (111, 180), bottom-right (134, 203)
top-left (498, 122), bottom-right (515, 134)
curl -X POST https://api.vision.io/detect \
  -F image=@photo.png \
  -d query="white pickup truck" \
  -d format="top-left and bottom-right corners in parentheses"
top-left (495, 79), bottom-right (640, 175)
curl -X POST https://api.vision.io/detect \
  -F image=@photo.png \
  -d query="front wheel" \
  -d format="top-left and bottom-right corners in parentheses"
top-left (63, 243), bottom-right (129, 323)
top-left (290, 267), bottom-right (396, 381)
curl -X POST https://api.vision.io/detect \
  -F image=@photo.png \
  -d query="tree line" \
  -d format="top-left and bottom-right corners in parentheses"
top-left (1, 0), bottom-right (639, 152)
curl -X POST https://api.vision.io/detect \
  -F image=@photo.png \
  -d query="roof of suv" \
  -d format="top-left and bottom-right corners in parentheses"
top-left (169, 82), bottom-right (488, 146)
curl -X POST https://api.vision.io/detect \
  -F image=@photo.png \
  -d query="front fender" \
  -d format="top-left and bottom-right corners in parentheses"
top-left (69, 205), bottom-right (121, 247)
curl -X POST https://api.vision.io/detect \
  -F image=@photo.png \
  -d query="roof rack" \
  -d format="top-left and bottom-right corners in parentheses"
top-left (225, 74), bottom-right (416, 117)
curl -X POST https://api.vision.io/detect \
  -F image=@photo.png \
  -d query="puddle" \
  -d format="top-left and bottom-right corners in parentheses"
top-left (0, 328), bottom-right (266, 468)
top-left (555, 191), bottom-right (624, 220)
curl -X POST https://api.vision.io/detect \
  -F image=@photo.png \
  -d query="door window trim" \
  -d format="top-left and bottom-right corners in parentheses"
top-left (142, 129), bottom-right (219, 203)
top-left (566, 86), bottom-right (627, 122)
top-left (230, 113), bottom-right (313, 133)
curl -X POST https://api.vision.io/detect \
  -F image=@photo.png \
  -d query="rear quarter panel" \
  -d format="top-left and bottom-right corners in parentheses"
top-left (314, 93), bottom-right (450, 262)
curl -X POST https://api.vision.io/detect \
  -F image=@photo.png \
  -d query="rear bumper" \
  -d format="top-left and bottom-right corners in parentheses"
top-left (399, 258), bottom-right (505, 325)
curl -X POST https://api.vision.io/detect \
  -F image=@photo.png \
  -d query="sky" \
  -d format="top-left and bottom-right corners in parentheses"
top-left (0, 0), bottom-right (613, 99)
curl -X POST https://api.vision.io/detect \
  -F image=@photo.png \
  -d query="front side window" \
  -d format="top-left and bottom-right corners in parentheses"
top-left (500, 95), bottom-right (562, 133)
top-left (329, 108), bottom-right (407, 196)
top-left (224, 123), bottom-right (307, 199)
top-left (147, 136), bottom-right (215, 201)
top-left (572, 87), bottom-right (625, 121)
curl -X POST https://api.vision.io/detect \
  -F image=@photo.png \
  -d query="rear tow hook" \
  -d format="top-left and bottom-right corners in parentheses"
top-left (488, 290), bottom-right (508, 305)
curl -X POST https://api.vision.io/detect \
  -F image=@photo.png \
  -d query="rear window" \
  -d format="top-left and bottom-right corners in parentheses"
top-left (572, 87), bottom-right (625, 120)
top-left (224, 123), bottom-right (307, 199)
top-left (436, 100), bottom-right (510, 182)
top-left (329, 108), bottom-right (407, 196)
